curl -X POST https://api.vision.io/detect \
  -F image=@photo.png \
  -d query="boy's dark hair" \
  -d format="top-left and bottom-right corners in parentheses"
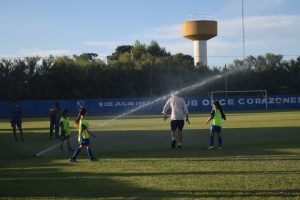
top-left (62, 108), bottom-right (69, 115)
top-left (213, 101), bottom-right (226, 120)
top-left (54, 101), bottom-right (60, 109)
top-left (11, 99), bottom-right (17, 104)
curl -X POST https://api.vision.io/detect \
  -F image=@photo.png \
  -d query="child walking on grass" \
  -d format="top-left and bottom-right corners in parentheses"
top-left (205, 101), bottom-right (226, 150)
top-left (70, 107), bottom-right (97, 162)
top-left (59, 109), bottom-right (74, 153)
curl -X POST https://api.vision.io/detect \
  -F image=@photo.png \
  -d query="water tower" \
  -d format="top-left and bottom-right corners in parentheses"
top-left (182, 20), bottom-right (217, 66)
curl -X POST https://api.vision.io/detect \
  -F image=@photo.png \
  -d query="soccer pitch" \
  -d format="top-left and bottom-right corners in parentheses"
top-left (0, 111), bottom-right (300, 199)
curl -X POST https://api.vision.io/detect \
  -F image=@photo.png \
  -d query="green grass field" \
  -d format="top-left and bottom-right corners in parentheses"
top-left (0, 111), bottom-right (300, 200)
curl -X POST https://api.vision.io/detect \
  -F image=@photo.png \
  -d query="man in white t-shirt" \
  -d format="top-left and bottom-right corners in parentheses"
top-left (162, 94), bottom-right (190, 148)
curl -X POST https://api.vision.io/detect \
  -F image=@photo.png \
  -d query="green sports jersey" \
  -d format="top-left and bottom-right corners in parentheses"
top-left (212, 109), bottom-right (222, 127)
top-left (78, 119), bottom-right (89, 141)
top-left (59, 117), bottom-right (71, 135)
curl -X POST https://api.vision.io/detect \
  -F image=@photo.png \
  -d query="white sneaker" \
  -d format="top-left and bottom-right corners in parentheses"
top-left (208, 146), bottom-right (214, 150)
top-left (177, 143), bottom-right (182, 149)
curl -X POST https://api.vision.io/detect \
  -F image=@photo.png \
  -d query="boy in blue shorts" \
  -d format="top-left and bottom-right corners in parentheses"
top-left (10, 100), bottom-right (24, 141)
top-left (205, 101), bottom-right (226, 150)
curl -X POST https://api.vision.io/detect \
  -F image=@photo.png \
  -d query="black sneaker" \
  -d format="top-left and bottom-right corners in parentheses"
top-left (91, 158), bottom-right (98, 161)
top-left (69, 158), bottom-right (76, 162)
top-left (177, 144), bottom-right (182, 149)
top-left (171, 140), bottom-right (176, 148)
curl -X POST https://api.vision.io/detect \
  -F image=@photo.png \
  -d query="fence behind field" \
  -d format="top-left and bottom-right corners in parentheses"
top-left (1, 95), bottom-right (300, 118)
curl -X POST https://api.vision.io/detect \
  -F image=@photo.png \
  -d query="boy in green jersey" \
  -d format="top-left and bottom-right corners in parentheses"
top-left (59, 109), bottom-right (74, 153)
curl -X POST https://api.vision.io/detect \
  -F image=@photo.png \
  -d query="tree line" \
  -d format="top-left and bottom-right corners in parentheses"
top-left (1, 41), bottom-right (299, 100)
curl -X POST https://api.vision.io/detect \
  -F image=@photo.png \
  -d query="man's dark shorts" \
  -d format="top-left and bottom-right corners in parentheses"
top-left (171, 120), bottom-right (184, 131)
top-left (11, 119), bottom-right (22, 129)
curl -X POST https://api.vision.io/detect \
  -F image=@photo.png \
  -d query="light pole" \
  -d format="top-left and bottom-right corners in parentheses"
top-left (224, 65), bottom-right (228, 97)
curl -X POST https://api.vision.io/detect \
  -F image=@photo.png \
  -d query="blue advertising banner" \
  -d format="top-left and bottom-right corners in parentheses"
top-left (1, 95), bottom-right (300, 118)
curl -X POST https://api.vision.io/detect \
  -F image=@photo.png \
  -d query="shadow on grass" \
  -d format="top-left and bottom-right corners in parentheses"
top-left (0, 126), bottom-right (300, 198)
top-left (1, 166), bottom-right (300, 199)
top-left (2, 169), bottom-right (300, 177)
top-left (93, 126), bottom-right (300, 159)
top-left (0, 127), bottom-right (300, 162)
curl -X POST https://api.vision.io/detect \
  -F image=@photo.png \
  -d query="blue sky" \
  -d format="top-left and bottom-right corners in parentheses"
top-left (0, 0), bottom-right (299, 66)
